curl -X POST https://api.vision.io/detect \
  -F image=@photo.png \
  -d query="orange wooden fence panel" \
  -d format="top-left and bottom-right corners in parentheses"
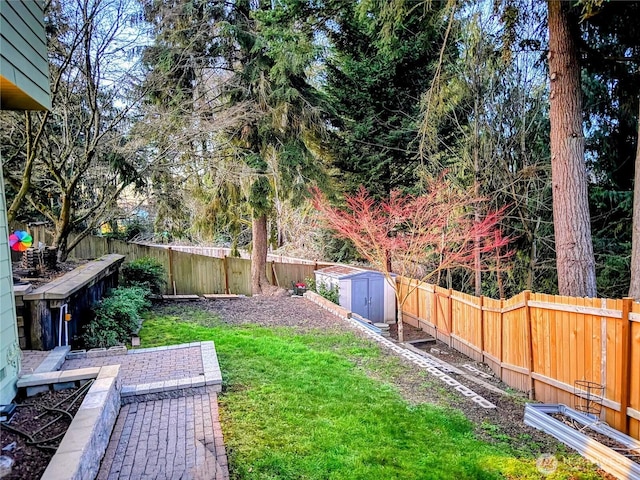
top-left (628, 302), bottom-right (640, 438)
top-left (450, 290), bottom-right (482, 361)
top-left (397, 279), bottom-right (640, 439)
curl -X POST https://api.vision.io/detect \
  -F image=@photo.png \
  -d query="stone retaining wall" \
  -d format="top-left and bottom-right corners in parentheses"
top-left (39, 365), bottom-right (121, 480)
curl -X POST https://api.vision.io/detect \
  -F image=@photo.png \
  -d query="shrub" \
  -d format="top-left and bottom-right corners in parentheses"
top-left (318, 283), bottom-right (339, 304)
top-left (306, 277), bottom-right (340, 305)
top-left (83, 286), bottom-right (151, 348)
top-left (121, 257), bottom-right (166, 294)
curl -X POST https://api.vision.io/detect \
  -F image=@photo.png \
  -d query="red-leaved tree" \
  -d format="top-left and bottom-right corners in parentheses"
top-left (312, 178), bottom-right (510, 342)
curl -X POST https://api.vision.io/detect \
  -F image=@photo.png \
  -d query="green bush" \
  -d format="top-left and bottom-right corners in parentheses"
top-left (305, 277), bottom-right (339, 305)
top-left (83, 286), bottom-right (151, 348)
top-left (318, 283), bottom-right (339, 304)
top-left (120, 257), bottom-right (166, 294)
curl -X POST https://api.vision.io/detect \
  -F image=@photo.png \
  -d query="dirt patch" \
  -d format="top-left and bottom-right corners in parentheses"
top-left (0, 384), bottom-right (89, 479)
top-left (166, 296), bottom-right (347, 332)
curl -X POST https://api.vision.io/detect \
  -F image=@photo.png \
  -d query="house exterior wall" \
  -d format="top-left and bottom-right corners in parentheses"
top-left (0, 0), bottom-right (51, 405)
top-left (0, 0), bottom-right (50, 110)
top-left (0, 168), bottom-right (21, 405)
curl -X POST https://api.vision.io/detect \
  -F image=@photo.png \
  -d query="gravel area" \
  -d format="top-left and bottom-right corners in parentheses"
top-left (197, 296), bottom-right (346, 331)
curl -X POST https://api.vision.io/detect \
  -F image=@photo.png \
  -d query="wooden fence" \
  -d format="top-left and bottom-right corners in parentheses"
top-left (398, 276), bottom-right (640, 439)
top-left (151, 244), bottom-right (322, 265)
top-left (66, 235), bottom-right (324, 296)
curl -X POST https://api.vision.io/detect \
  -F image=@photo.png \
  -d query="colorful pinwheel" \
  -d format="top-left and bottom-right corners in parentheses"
top-left (9, 230), bottom-right (33, 251)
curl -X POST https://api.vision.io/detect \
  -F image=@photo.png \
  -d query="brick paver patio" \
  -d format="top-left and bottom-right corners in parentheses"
top-left (51, 343), bottom-right (228, 479)
top-left (60, 346), bottom-right (204, 386)
top-left (19, 350), bottom-right (49, 375)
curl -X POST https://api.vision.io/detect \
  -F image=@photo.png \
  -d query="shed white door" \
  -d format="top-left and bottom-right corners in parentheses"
top-left (351, 276), bottom-right (384, 322)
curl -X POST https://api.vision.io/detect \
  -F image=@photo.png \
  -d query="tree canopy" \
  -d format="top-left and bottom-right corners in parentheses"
top-left (4, 0), bottom-right (640, 299)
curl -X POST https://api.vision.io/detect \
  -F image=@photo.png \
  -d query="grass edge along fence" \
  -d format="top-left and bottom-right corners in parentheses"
top-left (398, 276), bottom-right (640, 439)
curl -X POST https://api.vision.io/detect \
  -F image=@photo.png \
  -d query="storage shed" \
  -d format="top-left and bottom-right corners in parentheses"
top-left (315, 265), bottom-right (396, 323)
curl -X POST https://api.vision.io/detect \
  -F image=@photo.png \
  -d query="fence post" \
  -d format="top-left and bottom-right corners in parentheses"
top-left (271, 261), bottom-right (279, 287)
top-left (447, 288), bottom-right (453, 347)
top-left (479, 295), bottom-right (484, 363)
top-left (416, 280), bottom-right (421, 322)
top-left (499, 298), bottom-right (504, 381)
top-left (223, 256), bottom-right (230, 294)
top-left (431, 285), bottom-right (438, 337)
top-left (620, 297), bottom-right (633, 434)
top-left (524, 290), bottom-right (535, 400)
top-left (168, 247), bottom-right (175, 295)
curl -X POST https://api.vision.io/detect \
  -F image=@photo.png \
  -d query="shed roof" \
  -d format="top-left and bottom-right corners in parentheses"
top-left (316, 265), bottom-right (373, 279)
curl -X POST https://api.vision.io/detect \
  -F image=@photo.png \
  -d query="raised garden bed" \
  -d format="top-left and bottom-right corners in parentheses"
top-left (524, 403), bottom-right (640, 479)
top-left (3, 365), bottom-right (121, 480)
top-left (20, 254), bottom-right (125, 350)
top-left (0, 384), bottom-right (91, 479)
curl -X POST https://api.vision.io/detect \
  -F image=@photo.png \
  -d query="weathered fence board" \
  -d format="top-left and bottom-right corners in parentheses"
top-left (59, 234), bottom-right (318, 297)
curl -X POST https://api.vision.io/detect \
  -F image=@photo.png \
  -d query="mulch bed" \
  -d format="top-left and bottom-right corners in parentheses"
top-left (0, 384), bottom-right (89, 479)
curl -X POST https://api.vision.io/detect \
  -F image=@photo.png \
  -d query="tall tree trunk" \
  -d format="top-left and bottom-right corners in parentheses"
top-left (251, 214), bottom-right (270, 295)
top-left (628, 97), bottom-right (640, 298)
top-left (547, 0), bottom-right (597, 297)
top-left (53, 192), bottom-right (72, 262)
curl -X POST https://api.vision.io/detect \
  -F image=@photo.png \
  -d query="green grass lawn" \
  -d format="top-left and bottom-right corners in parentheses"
top-left (139, 307), bottom-right (603, 480)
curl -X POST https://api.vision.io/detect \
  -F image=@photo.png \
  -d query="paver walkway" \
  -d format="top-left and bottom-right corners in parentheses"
top-left (97, 391), bottom-right (227, 480)
top-left (56, 343), bottom-right (228, 480)
top-left (19, 350), bottom-right (49, 375)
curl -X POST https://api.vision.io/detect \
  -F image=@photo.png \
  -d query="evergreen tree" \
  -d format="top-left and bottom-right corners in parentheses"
top-left (323, 0), bottom-right (455, 197)
top-left (575, 1), bottom-right (640, 297)
top-left (136, 0), bottom-right (228, 239)
top-left (219, 0), bottom-right (332, 293)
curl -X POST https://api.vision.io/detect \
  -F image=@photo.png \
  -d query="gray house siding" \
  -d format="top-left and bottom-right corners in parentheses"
top-left (0, 167), bottom-right (20, 405)
top-left (0, 0), bottom-right (52, 405)
top-left (0, 0), bottom-right (50, 110)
